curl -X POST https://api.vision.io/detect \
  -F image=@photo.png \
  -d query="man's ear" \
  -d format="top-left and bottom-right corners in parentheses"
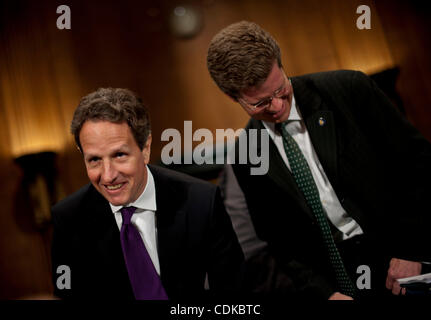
top-left (142, 134), bottom-right (152, 163)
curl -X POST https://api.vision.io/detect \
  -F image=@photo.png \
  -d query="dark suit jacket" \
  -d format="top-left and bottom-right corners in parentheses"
top-left (51, 165), bottom-right (244, 300)
top-left (231, 70), bottom-right (431, 299)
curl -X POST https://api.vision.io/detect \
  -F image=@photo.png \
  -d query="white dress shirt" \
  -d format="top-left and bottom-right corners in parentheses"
top-left (109, 166), bottom-right (161, 274)
top-left (262, 97), bottom-right (363, 241)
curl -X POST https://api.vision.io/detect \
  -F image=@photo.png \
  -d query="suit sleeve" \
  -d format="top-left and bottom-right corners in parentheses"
top-left (218, 164), bottom-right (268, 260)
top-left (205, 186), bottom-right (245, 297)
top-left (225, 165), bottom-right (335, 300)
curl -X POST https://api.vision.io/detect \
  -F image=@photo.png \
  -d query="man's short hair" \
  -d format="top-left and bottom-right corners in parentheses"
top-left (71, 88), bottom-right (151, 151)
top-left (207, 21), bottom-right (282, 100)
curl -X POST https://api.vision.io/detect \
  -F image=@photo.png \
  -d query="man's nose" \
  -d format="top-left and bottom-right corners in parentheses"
top-left (101, 160), bottom-right (117, 183)
top-left (266, 96), bottom-right (283, 113)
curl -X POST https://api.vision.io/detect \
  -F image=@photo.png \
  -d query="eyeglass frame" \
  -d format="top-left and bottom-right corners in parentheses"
top-left (238, 72), bottom-right (291, 112)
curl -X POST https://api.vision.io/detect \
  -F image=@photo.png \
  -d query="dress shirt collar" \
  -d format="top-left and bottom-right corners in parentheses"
top-left (109, 165), bottom-right (157, 214)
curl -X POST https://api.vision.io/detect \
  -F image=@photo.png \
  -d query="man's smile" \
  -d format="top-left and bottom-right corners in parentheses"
top-left (103, 182), bottom-right (127, 193)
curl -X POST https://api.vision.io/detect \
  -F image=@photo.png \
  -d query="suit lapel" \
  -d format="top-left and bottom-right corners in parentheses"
top-left (86, 187), bottom-right (120, 250)
top-left (82, 187), bottom-right (126, 271)
top-left (292, 76), bottom-right (339, 188)
top-left (248, 119), bottom-right (315, 220)
top-left (150, 165), bottom-right (187, 293)
top-left (82, 185), bottom-right (134, 297)
top-left (84, 186), bottom-right (121, 258)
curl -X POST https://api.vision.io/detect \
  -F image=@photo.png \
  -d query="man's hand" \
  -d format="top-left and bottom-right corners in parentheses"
top-left (386, 258), bottom-right (422, 295)
top-left (328, 292), bottom-right (353, 300)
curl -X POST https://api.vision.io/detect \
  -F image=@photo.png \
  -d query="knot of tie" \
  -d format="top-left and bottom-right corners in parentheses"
top-left (121, 206), bottom-right (136, 225)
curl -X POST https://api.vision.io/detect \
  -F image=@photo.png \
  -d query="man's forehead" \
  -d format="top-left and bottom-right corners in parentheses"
top-left (80, 120), bottom-right (130, 136)
top-left (80, 121), bottom-right (134, 150)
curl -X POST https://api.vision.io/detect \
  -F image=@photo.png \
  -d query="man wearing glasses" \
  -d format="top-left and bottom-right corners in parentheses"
top-left (207, 21), bottom-right (431, 300)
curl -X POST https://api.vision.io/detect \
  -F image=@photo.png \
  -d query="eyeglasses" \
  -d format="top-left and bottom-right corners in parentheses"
top-left (239, 74), bottom-right (290, 112)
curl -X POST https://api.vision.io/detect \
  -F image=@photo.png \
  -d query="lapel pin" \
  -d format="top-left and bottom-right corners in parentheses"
top-left (318, 117), bottom-right (326, 126)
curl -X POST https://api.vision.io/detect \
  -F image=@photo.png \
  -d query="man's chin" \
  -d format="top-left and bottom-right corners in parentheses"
top-left (101, 192), bottom-right (128, 207)
top-left (109, 200), bottom-right (126, 206)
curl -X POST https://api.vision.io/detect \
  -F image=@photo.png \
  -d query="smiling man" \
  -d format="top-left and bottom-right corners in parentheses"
top-left (51, 88), bottom-right (243, 300)
top-left (207, 21), bottom-right (431, 300)
top-left (79, 120), bottom-right (151, 207)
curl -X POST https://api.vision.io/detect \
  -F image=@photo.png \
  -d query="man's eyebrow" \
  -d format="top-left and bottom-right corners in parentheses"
top-left (110, 144), bottom-right (132, 155)
top-left (83, 144), bottom-right (131, 159)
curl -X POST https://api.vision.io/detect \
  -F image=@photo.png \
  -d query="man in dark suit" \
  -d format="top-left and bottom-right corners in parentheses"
top-left (51, 88), bottom-right (243, 300)
top-left (207, 21), bottom-right (431, 300)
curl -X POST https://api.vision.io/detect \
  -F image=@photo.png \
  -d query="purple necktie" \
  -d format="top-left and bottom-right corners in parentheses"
top-left (120, 206), bottom-right (168, 300)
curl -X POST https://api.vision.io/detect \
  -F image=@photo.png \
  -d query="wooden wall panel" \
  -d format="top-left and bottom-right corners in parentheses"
top-left (375, 0), bottom-right (431, 139)
top-left (0, 2), bottom-right (66, 158)
top-left (321, 0), bottom-right (394, 74)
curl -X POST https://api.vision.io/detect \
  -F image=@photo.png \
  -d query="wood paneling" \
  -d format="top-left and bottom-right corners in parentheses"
top-left (375, 0), bottom-right (431, 139)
